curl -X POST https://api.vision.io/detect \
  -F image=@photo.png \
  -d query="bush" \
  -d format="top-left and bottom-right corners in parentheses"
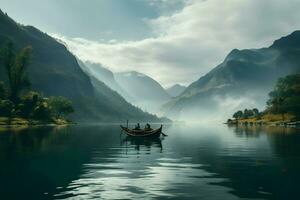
top-left (0, 100), bottom-right (14, 117)
top-left (18, 91), bottom-right (41, 118)
top-left (0, 82), bottom-right (6, 99)
top-left (32, 101), bottom-right (52, 120)
top-left (48, 96), bottom-right (74, 119)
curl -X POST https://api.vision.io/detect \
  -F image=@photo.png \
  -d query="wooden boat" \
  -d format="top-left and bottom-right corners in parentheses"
top-left (120, 125), bottom-right (163, 137)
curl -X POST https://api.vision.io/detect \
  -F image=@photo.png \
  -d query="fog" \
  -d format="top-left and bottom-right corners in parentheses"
top-left (161, 87), bottom-right (271, 123)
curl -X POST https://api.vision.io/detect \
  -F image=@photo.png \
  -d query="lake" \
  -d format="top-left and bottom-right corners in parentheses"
top-left (0, 124), bottom-right (299, 200)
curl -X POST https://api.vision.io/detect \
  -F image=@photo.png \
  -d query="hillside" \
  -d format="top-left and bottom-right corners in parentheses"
top-left (163, 31), bottom-right (300, 120)
top-left (79, 61), bottom-right (133, 102)
top-left (0, 10), bottom-right (161, 122)
top-left (166, 84), bottom-right (186, 97)
top-left (115, 71), bottom-right (171, 112)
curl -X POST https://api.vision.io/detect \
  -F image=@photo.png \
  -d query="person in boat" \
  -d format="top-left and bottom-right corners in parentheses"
top-left (145, 123), bottom-right (151, 130)
top-left (134, 123), bottom-right (141, 130)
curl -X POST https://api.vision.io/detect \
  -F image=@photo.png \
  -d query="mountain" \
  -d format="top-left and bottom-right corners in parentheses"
top-left (0, 10), bottom-right (162, 122)
top-left (163, 31), bottom-right (300, 121)
top-left (115, 71), bottom-right (171, 112)
top-left (79, 62), bottom-right (169, 114)
top-left (78, 61), bottom-right (133, 102)
top-left (166, 84), bottom-right (186, 97)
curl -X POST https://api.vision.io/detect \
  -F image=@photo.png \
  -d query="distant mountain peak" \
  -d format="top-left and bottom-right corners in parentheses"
top-left (167, 84), bottom-right (186, 90)
top-left (121, 71), bottom-right (146, 77)
top-left (171, 83), bottom-right (185, 87)
top-left (166, 84), bottom-right (186, 97)
top-left (115, 70), bottom-right (170, 112)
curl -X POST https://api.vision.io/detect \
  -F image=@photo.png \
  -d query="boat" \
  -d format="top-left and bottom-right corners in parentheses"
top-left (120, 125), bottom-right (163, 137)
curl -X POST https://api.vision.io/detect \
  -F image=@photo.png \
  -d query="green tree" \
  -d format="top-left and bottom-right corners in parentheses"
top-left (32, 101), bottom-right (52, 120)
top-left (0, 100), bottom-right (14, 117)
top-left (48, 96), bottom-right (74, 118)
top-left (0, 41), bottom-right (32, 103)
top-left (243, 109), bottom-right (254, 119)
top-left (233, 110), bottom-right (243, 119)
top-left (252, 108), bottom-right (259, 117)
top-left (16, 91), bottom-right (40, 118)
top-left (0, 81), bottom-right (6, 99)
top-left (267, 74), bottom-right (300, 119)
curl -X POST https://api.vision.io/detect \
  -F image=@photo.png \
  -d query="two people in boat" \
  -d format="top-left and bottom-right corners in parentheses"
top-left (134, 123), bottom-right (151, 130)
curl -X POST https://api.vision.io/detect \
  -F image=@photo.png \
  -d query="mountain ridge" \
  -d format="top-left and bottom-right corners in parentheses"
top-left (115, 71), bottom-right (171, 113)
top-left (163, 30), bottom-right (300, 120)
top-left (0, 10), bottom-right (162, 122)
top-left (166, 84), bottom-right (186, 97)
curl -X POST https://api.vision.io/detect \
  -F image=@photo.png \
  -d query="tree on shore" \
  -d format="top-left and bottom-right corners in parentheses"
top-left (267, 74), bottom-right (300, 119)
top-left (0, 41), bottom-right (75, 122)
top-left (233, 110), bottom-right (243, 120)
top-left (48, 96), bottom-right (74, 119)
top-left (0, 41), bottom-right (32, 103)
top-left (0, 81), bottom-right (6, 99)
top-left (243, 109), bottom-right (254, 119)
top-left (252, 108), bottom-right (259, 116)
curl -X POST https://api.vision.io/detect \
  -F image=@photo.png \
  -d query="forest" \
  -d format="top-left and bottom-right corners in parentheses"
top-left (0, 41), bottom-right (74, 126)
top-left (228, 73), bottom-right (300, 125)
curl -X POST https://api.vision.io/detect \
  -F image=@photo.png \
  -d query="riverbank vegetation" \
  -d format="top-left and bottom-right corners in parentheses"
top-left (0, 41), bottom-right (74, 127)
top-left (227, 74), bottom-right (300, 126)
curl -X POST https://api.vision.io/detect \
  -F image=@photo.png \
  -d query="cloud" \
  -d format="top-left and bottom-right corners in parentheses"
top-left (54, 0), bottom-right (300, 87)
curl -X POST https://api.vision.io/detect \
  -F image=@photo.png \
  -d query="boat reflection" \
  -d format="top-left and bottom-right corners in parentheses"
top-left (121, 136), bottom-right (164, 152)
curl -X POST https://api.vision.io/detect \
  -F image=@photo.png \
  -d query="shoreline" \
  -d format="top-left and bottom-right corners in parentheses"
top-left (0, 117), bottom-right (72, 129)
top-left (226, 120), bottom-right (300, 128)
top-left (0, 118), bottom-right (171, 130)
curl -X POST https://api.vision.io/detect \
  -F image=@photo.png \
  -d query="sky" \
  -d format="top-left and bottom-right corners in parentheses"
top-left (1, 0), bottom-right (300, 87)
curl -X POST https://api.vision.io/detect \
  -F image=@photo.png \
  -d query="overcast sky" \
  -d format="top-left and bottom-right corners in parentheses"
top-left (1, 0), bottom-right (300, 87)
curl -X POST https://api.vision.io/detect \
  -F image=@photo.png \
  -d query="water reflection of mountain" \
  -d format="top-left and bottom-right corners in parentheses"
top-left (1, 125), bottom-right (300, 199)
top-left (164, 125), bottom-right (300, 199)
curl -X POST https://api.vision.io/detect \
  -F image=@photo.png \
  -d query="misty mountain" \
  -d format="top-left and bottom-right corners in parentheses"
top-left (163, 31), bottom-right (300, 121)
top-left (78, 61), bottom-right (133, 102)
top-left (0, 10), bottom-right (162, 122)
top-left (166, 84), bottom-right (186, 97)
top-left (78, 61), bottom-right (169, 114)
top-left (115, 71), bottom-right (171, 112)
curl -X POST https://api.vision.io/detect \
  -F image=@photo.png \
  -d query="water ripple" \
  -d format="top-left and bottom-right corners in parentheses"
top-left (55, 144), bottom-right (236, 200)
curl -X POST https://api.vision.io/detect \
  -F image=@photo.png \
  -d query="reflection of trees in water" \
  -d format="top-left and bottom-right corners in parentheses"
top-left (228, 125), bottom-right (262, 137)
top-left (0, 126), bottom-right (83, 200)
top-left (265, 127), bottom-right (300, 200)
top-left (0, 126), bottom-right (70, 155)
top-left (0, 125), bottom-right (124, 200)
top-left (225, 125), bottom-right (300, 199)
top-left (171, 125), bottom-right (299, 199)
top-left (267, 128), bottom-right (300, 157)
top-left (228, 125), bottom-right (298, 138)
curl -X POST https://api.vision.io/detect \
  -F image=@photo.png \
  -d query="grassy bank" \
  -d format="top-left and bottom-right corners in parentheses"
top-left (227, 113), bottom-right (299, 127)
top-left (0, 117), bottom-right (70, 128)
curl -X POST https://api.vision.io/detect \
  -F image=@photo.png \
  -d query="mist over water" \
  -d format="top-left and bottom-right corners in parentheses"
top-left (167, 92), bottom-right (269, 123)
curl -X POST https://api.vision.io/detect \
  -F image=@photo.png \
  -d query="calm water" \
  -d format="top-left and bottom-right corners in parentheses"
top-left (0, 124), bottom-right (300, 200)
